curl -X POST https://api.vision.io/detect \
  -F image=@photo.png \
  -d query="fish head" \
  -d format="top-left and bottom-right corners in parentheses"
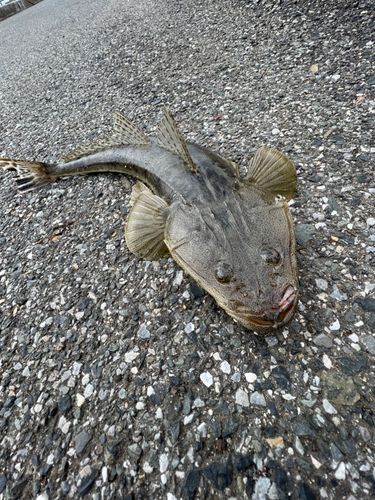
top-left (165, 195), bottom-right (299, 333)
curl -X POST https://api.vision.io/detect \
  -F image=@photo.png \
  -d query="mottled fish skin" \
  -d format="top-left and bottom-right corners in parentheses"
top-left (0, 107), bottom-right (299, 333)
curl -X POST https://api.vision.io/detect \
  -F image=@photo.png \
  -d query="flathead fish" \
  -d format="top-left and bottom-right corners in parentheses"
top-left (0, 107), bottom-right (299, 332)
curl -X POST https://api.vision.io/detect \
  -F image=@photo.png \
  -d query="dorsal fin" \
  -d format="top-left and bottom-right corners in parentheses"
top-left (245, 146), bottom-right (297, 201)
top-left (157, 106), bottom-right (198, 173)
top-left (60, 112), bottom-right (150, 162)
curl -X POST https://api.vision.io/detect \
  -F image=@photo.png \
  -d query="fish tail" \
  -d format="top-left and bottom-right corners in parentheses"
top-left (0, 158), bottom-right (58, 194)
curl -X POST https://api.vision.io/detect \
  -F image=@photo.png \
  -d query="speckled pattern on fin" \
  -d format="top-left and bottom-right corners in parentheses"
top-left (157, 106), bottom-right (198, 173)
top-left (60, 112), bottom-right (150, 162)
top-left (125, 182), bottom-right (170, 260)
top-left (245, 146), bottom-right (297, 201)
top-left (0, 158), bottom-right (57, 193)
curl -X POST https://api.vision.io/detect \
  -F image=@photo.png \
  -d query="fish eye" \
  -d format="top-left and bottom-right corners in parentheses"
top-left (260, 246), bottom-right (281, 266)
top-left (215, 262), bottom-right (234, 284)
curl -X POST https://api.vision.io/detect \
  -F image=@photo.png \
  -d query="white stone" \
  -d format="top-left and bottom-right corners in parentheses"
top-left (322, 399), bottom-right (337, 414)
top-left (102, 466), bottom-right (108, 483)
top-left (143, 461), bottom-right (153, 474)
top-left (245, 372), bottom-right (257, 383)
top-left (76, 394), bottom-right (85, 407)
top-left (367, 217), bottom-right (375, 227)
top-left (156, 408), bottom-right (163, 419)
top-left (173, 271), bottom-right (184, 287)
top-left (84, 384), bottom-right (94, 398)
top-left (335, 462), bottom-right (346, 480)
top-left (193, 398), bottom-right (205, 408)
top-left (311, 456), bottom-right (322, 469)
top-left (329, 319), bottom-right (340, 331)
top-left (36, 493), bottom-right (49, 500)
top-left (34, 404), bottom-right (43, 413)
top-left (136, 402), bottom-right (145, 410)
top-left (184, 413), bottom-right (194, 425)
top-left (137, 324), bottom-right (150, 339)
top-left (253, 476), bottom-right (270, 500)
top-left (81, 374), bottom-right (90, 385)
top-left (167, 494), bottom-right (178, 500)
top-left (322, 354), bottom-right (332, 369)
top-left (72, 362), bottom-right (82, 375)
top-left (159, 453), bottom-right (169, 473)
top-left (147, 386), bottom-right (155, 396)
top-left (220, 361), bottom-right (231, 374)
top-left (315, 279), bottom-right (328, 291)
top-left (200, 372), bottom-right (213, 387)
top-left (197, 422), bottom-right (207, 438)
top-left (125, 350), bottom-right (139, 363)
top-left (184, 322), bottom-right (195, 334)
top-left (295, 436), bottom-right (304, 455)
top-left (22, 366), bottom-right (30, 377)
top-left (235, 389), bottom-right (249, 407)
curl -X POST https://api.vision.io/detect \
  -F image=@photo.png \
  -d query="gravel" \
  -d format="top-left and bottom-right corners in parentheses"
top-left (0, 0), bottom-right (375, 499)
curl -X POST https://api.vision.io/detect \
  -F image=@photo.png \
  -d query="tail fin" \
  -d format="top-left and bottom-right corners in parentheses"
top-left (0, 158), bottom-right (57, 194)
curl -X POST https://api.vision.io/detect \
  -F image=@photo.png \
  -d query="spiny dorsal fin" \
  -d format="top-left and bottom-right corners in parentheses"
top-left (60, 112), bottom-right (150, 162)
top-left (245, 146), bottom-right (297, 201)
top-left (112, 112), bottom-right (150, 145)
top-left (125, 181), bottom-right (170, 260)
top-left (157, 106), bottom-right (198, 173)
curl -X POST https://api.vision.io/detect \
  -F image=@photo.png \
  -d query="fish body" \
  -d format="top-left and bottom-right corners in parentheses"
top-left (0, 107), bottom-right (299, 332)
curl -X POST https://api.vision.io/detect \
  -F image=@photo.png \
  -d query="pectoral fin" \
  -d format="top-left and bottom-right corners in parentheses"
top-left (125, 182), bottom-right (170, 260)
top-left (245, 146), bottom-right (297, 201)
top-left (157, 106), bottom-right (199, 174)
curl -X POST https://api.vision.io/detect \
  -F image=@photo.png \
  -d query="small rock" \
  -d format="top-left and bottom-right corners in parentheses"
top-left (322, 399), bottom-right (337, 415)
top-left (182, 470), bottom-right (201, 500)
top-left (236, 389), bottom-right (249, 407)
top-left (360, 335), bottom-right (375, 354)
top-left (58, 394), bottom-right (72, 412)
top-left (321, 371), bottom-right (360, 405)
top-left (137, 324), bottom-right (150, 339)
top-left (295, 224), bottom-right (315, 245)
top-left (220, 361), bottom-right (231, 374)
top-left (338, 353), bottom-right (366, 375)
top-left (78, 470), bottom-right (98, 498)
top-left (329, 319), bottom-right (340, 331)
top-left (75, 430), bottom-right (92, 456)
top-left (250, 392), bottom-right (266, 406)
top-left (358, 426), bottom-right (371, 442)
top-left (253, 476), bottom-right (270, 500)
top-left (128, 443), bottom-right (142, 460)
top-left (330, 286), bottom-right (347, 302)
top-left (200, 372), bottom-right (213, 387)
top-left (334, 462), bottom-right (346, 480)
top-left (159, 453), bottom-right (169, 473)
top-left (354, 297), bottom-right (375, 313)
top-left (313, 334), bottom-right (333, 348)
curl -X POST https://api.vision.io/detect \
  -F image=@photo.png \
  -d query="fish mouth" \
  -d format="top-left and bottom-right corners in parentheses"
top-left (228, 285), bottom-right (298, 332)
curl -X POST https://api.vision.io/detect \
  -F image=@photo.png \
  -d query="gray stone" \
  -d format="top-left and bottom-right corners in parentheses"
top-left (75, 430), bottom-right (92, 456)
top-left (360, 335), bottom-right (375, 355)
top-left (128, 443), bottom-right (142, 460)
top-left (250, 392), bottom-right (266, 406)
top-left (313, 334), bottom-right (333, 348)
top-left (253, 476), bottom-right (271, 500)
top-left (321, 371), bottom-right (360, 405)
top-left (295, 224), bottom-right (315, 245)
top-left (137, 324), bottom-right (150, 339)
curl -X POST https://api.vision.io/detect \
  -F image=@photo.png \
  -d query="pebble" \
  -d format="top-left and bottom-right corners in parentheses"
top-left (250, 392), bottom-right (266, 406)
top-left (137, 323), bottom-right (150, 339)
top-left (360, 335), bottom-right (375, 355)
top-left (322, 399), bottom-right (337, 415)
top-left (159, 453), bottom-right (169, 473)
top-left (75, 430), bottom-right (91, 456)
top-left (220, 361), bottom-right (231, 374)
top-left (313, 334), bottom-right (333, 348)
top-left (235, 389), bottom-right (249, 407)
top-left (200, 372), bottom-right (213, 387)
top-left (330, 286), bottom-right (347, 302)
top-left (321, 371), bottom-right (360, 405)
top-left (334, 462), bottom-right (346, 480)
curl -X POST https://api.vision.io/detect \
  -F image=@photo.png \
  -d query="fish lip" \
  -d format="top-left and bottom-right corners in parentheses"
top-left (228, 285), bottom-right (298, 329)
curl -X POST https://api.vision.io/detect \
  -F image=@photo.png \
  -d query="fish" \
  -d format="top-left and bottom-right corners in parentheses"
top-left (0, 106), bottom-right (299, 333)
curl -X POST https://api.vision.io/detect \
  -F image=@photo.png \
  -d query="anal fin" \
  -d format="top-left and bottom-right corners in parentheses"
top-left (125, 182), bottom-right (170, 260)
top-left (245, 146), bottom-right (297, 201)
top-left (157, 106), bottom-right (198, 174)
